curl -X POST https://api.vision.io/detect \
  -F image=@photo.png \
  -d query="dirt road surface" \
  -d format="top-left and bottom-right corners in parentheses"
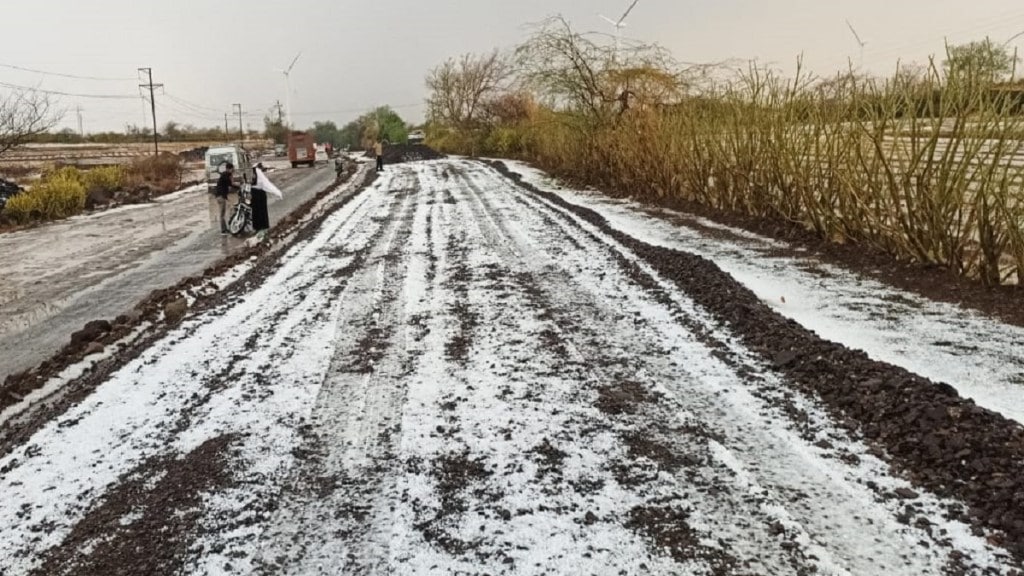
top-left (1, 159), bottom-right (1021, 575)
top-left (0, 163), bottom-right (337, 381)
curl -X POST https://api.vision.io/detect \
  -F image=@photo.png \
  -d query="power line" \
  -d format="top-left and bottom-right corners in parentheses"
top-left (163, 93), bottom-right (225, 114)
top-left (0, 62), bottom-right (137, 82)
top-left (290, 102), bottom-right (423, 117)
top-left (0, 80), bottom-right (138, 100)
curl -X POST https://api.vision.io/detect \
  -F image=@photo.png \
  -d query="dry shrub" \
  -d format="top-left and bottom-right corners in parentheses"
top-left (82, 165), bottom-right (124, 195)
top-left (428, 20), bottom-right (1024, 285)
top-left (4, 167), bottom-right (86, 223)
top-left (125, 152), bottom-right (184, 194)
top-left (437, 56), bottom-right (1024, 285)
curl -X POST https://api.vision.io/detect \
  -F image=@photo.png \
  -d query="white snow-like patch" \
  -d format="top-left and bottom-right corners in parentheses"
top-left (504, 160), bottom-right (1024, 425)
top-left (0, 322), bottom-right (150, 428)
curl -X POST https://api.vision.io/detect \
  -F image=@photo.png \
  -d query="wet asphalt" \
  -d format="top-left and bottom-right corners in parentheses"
top-left (0, 161), bottom-right (338, 381)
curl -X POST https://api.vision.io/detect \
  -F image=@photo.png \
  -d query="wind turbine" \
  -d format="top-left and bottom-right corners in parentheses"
top-left (599, 0), bottom-right (641, 60)
top-left (275, 51), bottom-right (302, 128)
top-left (846, 19), bottom-right (867, 70)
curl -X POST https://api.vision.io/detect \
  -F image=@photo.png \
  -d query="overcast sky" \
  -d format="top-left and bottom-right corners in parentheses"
top-left (3, 0), bottom-right (1024, 133)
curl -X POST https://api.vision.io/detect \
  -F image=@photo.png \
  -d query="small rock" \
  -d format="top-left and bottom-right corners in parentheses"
top-left (584, 511), bottom-right (598, 525)
top-left (83, 319), bottom-right (112, 333)
top-left (164, 298), bottom-right (188, 324)
top-left (84, 342), bottom-right (105, 356)
top-left (895, 488), bottom-right (919, 500)
top-left (70, 319), bottom-right (112, 347)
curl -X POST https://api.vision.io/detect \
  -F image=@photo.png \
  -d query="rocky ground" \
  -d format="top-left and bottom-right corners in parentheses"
top-left (0, 158), bottom-right (1022, 575)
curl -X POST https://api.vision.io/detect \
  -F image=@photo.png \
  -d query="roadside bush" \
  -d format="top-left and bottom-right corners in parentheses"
top-left (3, 169), bottom-right (86, 224)
top-left (429, 33), bottom-right (1024, 285)
top-left (126, 152), bottom-right (184, 190)
top-left (82, 165), bottom-right (124, 195)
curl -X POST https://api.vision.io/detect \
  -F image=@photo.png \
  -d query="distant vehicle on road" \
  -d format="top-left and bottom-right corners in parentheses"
top-left (314, 144), bottom-right (329, 165)
top-left (408, 130), bottom-right (426, 144)
top-left (274, 144), bottom-right (286, 157)
top-left (204, 145), bottom-right (253, 194)
top-left (288, 131), bottom-right (316, 168)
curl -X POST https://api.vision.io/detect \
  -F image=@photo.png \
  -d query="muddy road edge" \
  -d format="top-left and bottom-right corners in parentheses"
top-left (0, 165), bottom-right (378, 457)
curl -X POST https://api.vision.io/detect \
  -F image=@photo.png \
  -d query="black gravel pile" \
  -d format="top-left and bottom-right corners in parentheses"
top-left (487, 159), bottom-right (1024, 562)
top-left (365, 144), bottom-right (446, 164)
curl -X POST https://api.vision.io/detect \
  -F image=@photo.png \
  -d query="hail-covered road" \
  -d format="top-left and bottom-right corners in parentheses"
top-left (1, 159), bottom-right (1021, 576)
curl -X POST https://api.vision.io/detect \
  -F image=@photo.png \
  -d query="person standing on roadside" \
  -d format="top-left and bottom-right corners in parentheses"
top-left (375, 139), bottom-right (384, 172)
top-left (215, 162), bottom-right (238, 235)
top-left (249, 163), bottom-right (270, 242)
top-left (250, 163), bottom-right (283, 243)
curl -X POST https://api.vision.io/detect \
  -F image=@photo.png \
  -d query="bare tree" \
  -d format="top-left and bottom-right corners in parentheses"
top-left (426, 50), bottom-right (512, 129)
top-left (514, 17), bottom-right (683, 123)
top-left (0, 88), bottom-right (62, 157)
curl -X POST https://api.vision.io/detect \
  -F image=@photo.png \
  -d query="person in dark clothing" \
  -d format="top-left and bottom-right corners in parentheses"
top-left (375, 140), bottom-right (384, 172)
top-left (214, 163), bottom-right (238, 235)
top-left (250, 163), bottom-right (270, 242)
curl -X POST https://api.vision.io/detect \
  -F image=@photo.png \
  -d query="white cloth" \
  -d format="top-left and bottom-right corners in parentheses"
top-left (256, 168), bottom-right (283, 199)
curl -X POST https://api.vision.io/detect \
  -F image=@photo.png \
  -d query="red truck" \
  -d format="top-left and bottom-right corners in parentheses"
top-left (288, 131), bottom-right (316, 168)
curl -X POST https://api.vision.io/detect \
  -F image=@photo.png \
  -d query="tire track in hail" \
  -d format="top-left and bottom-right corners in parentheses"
top-left (254, 166), bottom-right (425, 575)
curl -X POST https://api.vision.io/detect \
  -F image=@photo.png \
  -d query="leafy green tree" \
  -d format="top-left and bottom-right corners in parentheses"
top-left (313, 120), bottom-right (342, 148)
top-left (337, 120), bottom-right (362, 149)
top-left (163, 121), bottom-right (183, 142)
top-left (944, 39), bottom-right (1019, 84)
top-left (264, 115), bottom-right (288, 145)
top-left (362, 106), bottom-right (405, 144)
top-left (331, 107), bottom-right (411, 149)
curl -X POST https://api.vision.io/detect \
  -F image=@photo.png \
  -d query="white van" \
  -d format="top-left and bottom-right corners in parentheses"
top-left (314, 144), bottom-right (329, 165)
top-left (205, 145), bottom-right (253, 194)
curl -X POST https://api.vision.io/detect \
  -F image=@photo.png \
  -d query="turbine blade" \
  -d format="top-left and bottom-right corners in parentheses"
top-left (618, 0), bottom-right (640, 25)
top-left (286, 51), bottom-right (303, 74)
top-left (599, 14), bottom-right (618, 26)
top-left (846, 19), bottom-right (865, 47)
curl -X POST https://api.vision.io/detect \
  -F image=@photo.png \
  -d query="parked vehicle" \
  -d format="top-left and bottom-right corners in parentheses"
top-left (274, 144), bottom-right (287, 157)
top-left (288, 131), bottom-right (316, 168)
top-left (204, 145), bottom-right (253, 194)
top-left (314, 144), bottom-right (329, 165)
top-left (408, 130), bottom-right (426, 144)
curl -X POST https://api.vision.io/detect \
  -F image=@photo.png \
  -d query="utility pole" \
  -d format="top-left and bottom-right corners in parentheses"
top-left (138, 67), bottom-right (163, 155)
top-left (75, 106), bottom-right (84, 138)
top-left (224, 113), bottom-right (229, 134)
top-left (275, 100), bottom-right (284, 124)
top-left (233, 103), bottom-right (243, 141)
